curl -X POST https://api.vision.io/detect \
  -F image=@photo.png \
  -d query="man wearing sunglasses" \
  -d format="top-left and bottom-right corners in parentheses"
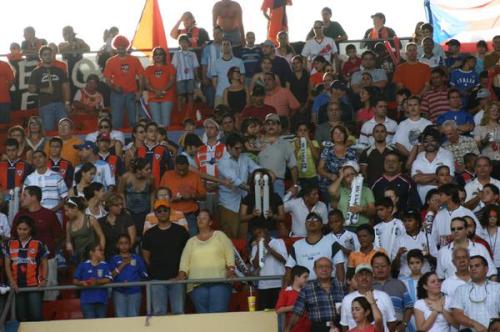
top-left (451, 255), bottom-right (500, 332)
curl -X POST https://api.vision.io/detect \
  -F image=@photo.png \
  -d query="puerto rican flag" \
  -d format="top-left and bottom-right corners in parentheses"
top-left (425, 0), bottom-right (500, 46)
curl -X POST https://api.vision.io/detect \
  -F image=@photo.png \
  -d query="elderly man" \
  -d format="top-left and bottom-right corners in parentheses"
top-left (258, 113), bottom-right (298, 197)
top-left (441, 247), bottom-right (471, 297)
top-left (285, 257), bottom-right (345, 332)
top-left (340, 264), bottom-right (397, 332)
top-left (451, 255), bottom-right (500, 332)
top-left (465, 156), bottom-right (500, 212)
top-left (442, 120), bottom-right (480, 170)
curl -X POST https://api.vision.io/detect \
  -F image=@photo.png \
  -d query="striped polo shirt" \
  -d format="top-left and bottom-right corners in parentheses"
top-left (420, 87), bottom-right (449, 123)
top-left (23, 169), bottom-right (68, 210)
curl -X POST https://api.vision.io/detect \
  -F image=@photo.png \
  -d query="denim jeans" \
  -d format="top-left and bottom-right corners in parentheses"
top-left (151, 282), bottom-right (185, 315)
top-left (185, 212), bottom-right (198, 237)
top-left (190, 283), bottom-right (232, 313)
top-left (0, 103), bottom-right (10, 124)
top-left (274, 179), bottom-right (285, 198)
top-left (16, 291), bottom-right (43, 322)
top-left (81, 303), bottom-right (107, 318)
top-left (39, 102), bottom-right (67, 131)
top-left (202, 84), bottom-right (215, 109)
top-left (149, 101), bottom-right (173, 127)
top-left (110, 91), bottom-right (137, 129)
top-left (113, 291), bottom-right (142, 317)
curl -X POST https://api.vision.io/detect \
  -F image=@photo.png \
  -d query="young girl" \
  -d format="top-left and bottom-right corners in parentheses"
top-left (73, 244), bottom-right (112, 318)
top-left (276, 265), bottom-right (311, 332)
top-left (4, 216), bottom-right (48, 322)
top-left (109, 234), bottom-right (148, 317)
top-left (349, 294), bottom-right (383, 332)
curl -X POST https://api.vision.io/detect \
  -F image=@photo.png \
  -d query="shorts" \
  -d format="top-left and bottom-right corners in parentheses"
top-left (223, 29), bottom-right (242, 47)
top-left (176, 79), bottom-right (195, 95)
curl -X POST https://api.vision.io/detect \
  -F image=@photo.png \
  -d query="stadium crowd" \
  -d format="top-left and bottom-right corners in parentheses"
top-left (0, 0), bottom-right (499, 331)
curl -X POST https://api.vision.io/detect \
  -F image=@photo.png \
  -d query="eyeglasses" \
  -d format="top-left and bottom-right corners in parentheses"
top-left (451, 227), bottom-right (465, 231)
top-left (155, 207), bottom-right (170, 213)
top-left (99, 125), bottom-right (110, 129)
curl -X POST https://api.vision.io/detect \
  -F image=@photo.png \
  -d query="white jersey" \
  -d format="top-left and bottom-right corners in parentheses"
top-left (374, 218), bottom-right (405, 254)
top-left (391, 231), bottom-right (438, 277)
top-left (326, 230), bottom-right (360, 266)
top-left (250, 238), bottom-right (287, 289)
top-left (431, 205), bottom-right (480, 248)
top-left (393, 117), bottom-right (432, 152)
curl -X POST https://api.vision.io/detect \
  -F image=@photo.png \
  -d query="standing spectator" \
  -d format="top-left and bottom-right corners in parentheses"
top-left (212, 0), bottom-right (246, 50)
top-left (373, 198), bottom-right (405, 254)
top-left (347, 225), bottom-right (386, 273)
top-left (217, 133), bottom-right (259, 238)
top-left (418, 38), bottom-right (445, 69)
top-left (70, 162), bottom-right (96, 197)
top-left (284, 186), bottom-right (328, 237)
top-left (201, 26), bottom-right (223, 108)
top-left (21, 26), bottom-right (46, 61)
top-left (159, 155), bottom-right (207, 236)
top-left (436, 217), bottom-right (496, 279)
top-left (436, 89), bottom-right (474, 135)
top-left (240, 32), bottom-right (262, 85)
top-left (351, 51), bottom-right (388, 93)
top-left (212, 39), bottom-right (245, 106)
top-left (49, 118), bottom-right (83, 167)
top-left (73, 244), bottom-right (112, 319)
top-left (74, 141), bottom-right (115, 191)
top-left (284, 257), bottom-right (345, 332)
top-left (440, 247), bottom-right (470, 298)
top-left (98, 194), bottom-right (136, 260)
top-left (450, 56), bottom-right (479, 102)
top-left (289, 56), bottom-right (310, 108)
top-left (103, 35), bottom-right (145, 129)
top-left (371, 253), bottom-right (414, 329)
top-left (411, 128), bottom-right (455, 203)
top-left (327, 210), bottom-right (360, 266)
top-left (12, 186), bottom-right (63, 301)
top-left (258, 113), bottom-right (298, 197)
top-left (484, 35), bottom-right (500, 71)
top-left (142, 199), bottom-right (189, 315)
top-left (23, 150), bottom-right (68, 213)
top-left (275, 31), bottom-right (295, 65)
top-left (393, 43), bottom-right (431, 96)
top-left (96, 132), bottom-right (125, 180)
top-left (393, 96), bottom-right (432, 158)
top-left (362, 12), bottom-right (398, 50)
top-left (172, 35), bottom-right (199, 113)
top-left (292, 123), bottom-right (320, 188)
top-left (4, 216), bottom-right (48, 322)
top-left (144, 47), bottom-right (176, 127)
top-left (348, 295), bottom-right (384, 332)
top-left (177, 210), bottom-right (235, 313)
top-left (223, 66), bottom-right (249, 115)
top-left (301, 21), bottom-right (337, 68)
top-left (342, 44), bottom-right (362, 81)
top-left (240, 85), bottom-right (277, 121)
top-left (58, 25), bottom-right (90, 70)
top-left (47, 137), bottom-right (74, 189)
top-left (0, 139), bottom-right (32, 197)
top-left (359, 124), bottom-right (393, 187)
top-left (420, 68), bottom-right (450, 123)
top-left (359, 99), bottom-right (398, 147)
top-left (28, 46), bottom-right (70, 131)
top-left (474, 102), bottom-right (500, 172)
top-left (260, 40), bottom-right (293, 87)
top-left (340, 264), bottom-right (397, 332)
top-left (264, 72), bottom-right (300, 118)
top-left (83, 182), bottom-right (106, 220)
top-left (314, 102), bottom-right (345, 147)
top-left (0, 58), bottom-right (14, 125)
top-left (479, 205), bottom-right (500, 276)
top-left (109, 234), bottom-right (148, 317)
top-left (451, 255), bottom-right (500, 331)
top-left (414, 272), bottom-right (455, 332)
top-left (169, 12), bottom-right (210, 50)
top-left (306, 7), bottom-right (347, 44)
top-left (262, 0), bottom-right (291, 45)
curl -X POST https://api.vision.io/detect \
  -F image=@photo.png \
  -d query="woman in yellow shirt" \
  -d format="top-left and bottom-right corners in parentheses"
top-left (177, 210), bottom-right (235, 313)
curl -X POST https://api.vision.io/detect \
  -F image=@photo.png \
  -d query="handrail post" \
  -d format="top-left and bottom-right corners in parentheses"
top-left (146, 283), bottom-right (152, 316)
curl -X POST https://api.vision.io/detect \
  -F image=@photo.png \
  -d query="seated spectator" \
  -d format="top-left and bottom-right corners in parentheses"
top-left (464, 216), bottom-right (493, 256)
top-left (96, 132), bottom-right (125, 179)
top-left (418, 37), bottom-right (444, 68)
top-left (327, 209), bottom-right (360, 266)
top-left (478, 205), bottom-right (500, 276)
top-left (72, 74), bottom-right (104, 114)
top-left (4, 216), bottom-right (48, 322)
top-left (359, 99), bottom-right (398, 147)
top-left (25, 116), bottom-right (47, 162)
top-left (109, 234), bottom-right (148, 317)
top-left (436, 89), bottom-right (474, 134)
top-left (240, 85), bottom-right (277, 121)
top-left (223, 66), bottom-right (249, 115)
top-left (314, 102), bottom-right (350, 147)
top-left (420, 68), bottom-right (449, 123)
top-left (347, 225), bottom-right (386, 273)
top-left (275, 31), bottom-right (296, 65)
top-left (275, 265), bottom-right (311, 332)
top-left (398, 249), bottom-right (424, 308)
top-left (356, 86), bottom-right (379, 125)
top-left (46, 118), bottom-right (83, 167)
top-left (362, 12), bottom-right (398, 50)
top-left (212, 39), bottom-right (245, 107)
top-left (474, 101), bottom-right (500, 173)
top-left (177, 209), bottom-right (235, 313)
top-left (309, 56), bottom-right (329, 90)
top-left (440, 247), bottom-right (470, 298)
top-left (340, 264), bottom-right (397, 332)
top-left (393, 43), bottom-right (431, 96)
top-left (328, 161), bottom-right (375, 228)
top-left (0, 139), bottom-right (32, 199)
top-left (73, 243), bottom-right (112, 319)
top-left (240, 32), bottom-right (261, 86)
top-left (250, 220), bottom-right (287, 310)
top-left (414, 272), bottom-right (456, 332)
top-left (70, 162), bottom-right (96, 197)
top-left (342, 44), bottom-right (362, 81)
top-left (465, 156), bottom-right (500, 211)
top-left (351, 51), bottom-right (388, 94)
top-left (65, 196), bottom-right (106, 264)
top-left (74, 141), bottom-right (115, 191)
top-left (83, 182), bottom-right (106, 220)
top-left (442, 120), bottom-right (480, 170)
top-left (7, 125), bottom-right (30, 161)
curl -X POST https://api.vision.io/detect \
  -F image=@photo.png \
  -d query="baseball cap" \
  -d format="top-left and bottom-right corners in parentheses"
top-left (446, 39), bottom-right (461, 47)
top-left (265, 113), bottom-right (281, 123)
top-left (153, 199), bottom-right (170, 210)
top-left (355, 264), bottom-right (373, 274)
top-left (476, 88), bottom-right (491, 99)
top-left (97, 132), bottom-right (111, 141)
top-left (252, 85), bottom-right (266, 97)
top-left (203, 118), bottom-right (220, 130)
top-left (371, 12), bottom-right (386, 21)
top-left (342, 160), bottom-right (360, 173)
top-left (262, 40), bottom-right (275, 47)
top-left (58, 117), bottom-right (73, 126)
top-left (73, 140), bottom-right (97, 152)
top-left (330, 80), bottom-right (347, 92)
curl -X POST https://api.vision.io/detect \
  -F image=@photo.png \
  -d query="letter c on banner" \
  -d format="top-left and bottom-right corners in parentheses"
top-left (71, 58), bottom-right (102, 88)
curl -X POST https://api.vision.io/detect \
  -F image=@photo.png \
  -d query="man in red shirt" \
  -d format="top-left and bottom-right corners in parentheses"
top-left (240, 85), bottom-right (277, 121)
top-left (0, 59), bottom-right (15, 124)
top-left (393, 43), bottom-right (431, 96)
top-left (103, 35), bottom-right (145, 129)
top-left (12, 186), bottom-right (63, 301)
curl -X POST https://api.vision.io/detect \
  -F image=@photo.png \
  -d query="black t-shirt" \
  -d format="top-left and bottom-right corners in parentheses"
top-left (241, 192), bottom-right (284, 232)
top-left (271, 56), bottom-right (292, 87)
top-left (98, 213), bottom-right (135, 259)
top-left (28, 65), bottom-right (68, 107)
top-left (142, 223), bottom-right (189, 280)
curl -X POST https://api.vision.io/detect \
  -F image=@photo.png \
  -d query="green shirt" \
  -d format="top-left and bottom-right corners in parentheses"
top-left (337, 185), bottom-right (374, 227)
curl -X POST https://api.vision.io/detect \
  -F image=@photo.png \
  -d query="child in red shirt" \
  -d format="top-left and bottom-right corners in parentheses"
top-left (275, 265), bottom-right (311, 332)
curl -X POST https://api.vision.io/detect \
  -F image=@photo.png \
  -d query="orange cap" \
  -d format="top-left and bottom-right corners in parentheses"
top-left (153, 199), bottom-right (170, 210)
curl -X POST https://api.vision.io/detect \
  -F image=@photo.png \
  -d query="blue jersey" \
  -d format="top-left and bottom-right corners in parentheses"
top-left (109, 254), bottom-right (148, 294)
top-left (436, 110), bottom-right (474, 126)
top-left (74, 260), bottom-right (112, 304)
top-left (450, 69), bottom-right (479, 93)
top-left (240, 47), bottom-right (262, 78)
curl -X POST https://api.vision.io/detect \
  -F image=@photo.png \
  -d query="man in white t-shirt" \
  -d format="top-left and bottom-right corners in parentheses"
top-left (301, 20), bottom-right (337, 68)
top-left (441, 247), bottom-right (471, 297)
top-left (340, 264), bottom-right (397, 332)
top-left (464, 156), bottom-right (500, 212)
top-left (283, 186), bottom-right (328, 237)
top-left (411, 127), bottom-right (455, 203)
top-left (359, 99), bottom-right (398, 147)
top-left (393, 96), bottom-right (432, 158)
top-left (286, 212), bottom-right (345, 282)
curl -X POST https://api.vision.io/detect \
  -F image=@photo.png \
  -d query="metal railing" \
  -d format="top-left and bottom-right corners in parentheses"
top-left (0, 275), bottom-right (283, 326)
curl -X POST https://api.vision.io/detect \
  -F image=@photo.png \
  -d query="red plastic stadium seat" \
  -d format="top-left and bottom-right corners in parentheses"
top-left (53, 299), bottom-right (83, 320)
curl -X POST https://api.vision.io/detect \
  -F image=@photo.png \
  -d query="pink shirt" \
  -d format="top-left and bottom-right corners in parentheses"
top-left (264, 87), bottom-right (300, 117)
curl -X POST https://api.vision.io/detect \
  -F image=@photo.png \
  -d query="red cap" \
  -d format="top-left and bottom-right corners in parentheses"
top-left (112, 35), bottom-right (130, 50)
